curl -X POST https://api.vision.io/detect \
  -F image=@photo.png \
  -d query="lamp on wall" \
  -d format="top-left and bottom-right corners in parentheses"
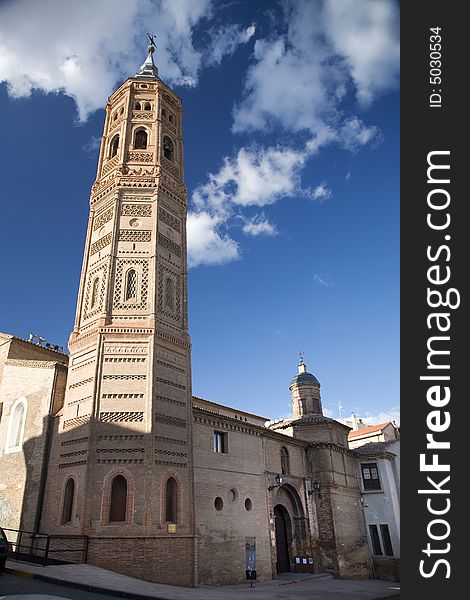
top-left (308, 480), bottom-right (321, 496)
top-left (268, 474), bottom-right (283, 492)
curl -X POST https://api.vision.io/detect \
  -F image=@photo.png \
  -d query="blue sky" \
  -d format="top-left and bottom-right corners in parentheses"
top-left (0, 0), bottom-right (399, 424)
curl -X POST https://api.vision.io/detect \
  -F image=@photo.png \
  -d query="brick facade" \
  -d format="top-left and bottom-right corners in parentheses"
top-left (0, 47), bottom-right (378, 587)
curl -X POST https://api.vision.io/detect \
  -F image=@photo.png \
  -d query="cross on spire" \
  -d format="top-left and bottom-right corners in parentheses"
top-left (136, 33), bottom-right (159, 78)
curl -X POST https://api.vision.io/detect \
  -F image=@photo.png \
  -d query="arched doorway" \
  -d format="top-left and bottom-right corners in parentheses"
top-left (274, 504), bottom-right (291, 573)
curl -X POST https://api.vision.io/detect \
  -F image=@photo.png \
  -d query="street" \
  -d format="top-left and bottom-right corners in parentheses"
top-left (0, 573), bottom-right (118, 600)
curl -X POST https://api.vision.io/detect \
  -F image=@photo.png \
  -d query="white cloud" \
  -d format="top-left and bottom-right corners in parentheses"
top-left (189, 145), bottom-right (308, 265)
top-left (205, 24), bottom-right (256, 66)
top-left (217, 146), bottom-right (307, 207)
top-left (232, 0), bottom-right (398, 136)
top-left (311, 182), bottom-right (332, 201)
top-left (187, 211), bottom-right (240, 268)
top-left (338, 117), bottom-right (382, 152)
top-left (322, 0), bottom-right (400, 106)
top-left (362, 409), bottom-right (400, 426)
top-left (0, 0), bottom-right (213, 121)
top-left (242, 214), bottom-right (278, 237)
top-left (82, 136), bottom-right (101, 156)
top-left (314, 273), bottom-right (332, 287)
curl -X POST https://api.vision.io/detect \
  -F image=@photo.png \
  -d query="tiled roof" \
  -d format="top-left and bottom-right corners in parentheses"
top-left (348, 421), bottom-right (390, 439)
top-left (354, 440), bottom-right (399, 455)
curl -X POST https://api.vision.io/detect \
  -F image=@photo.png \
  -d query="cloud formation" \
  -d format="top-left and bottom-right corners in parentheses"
top-left (0, 0), bottom-right (253, 121)
top-left (233, 0), bottom-right (399, 135)
top-left (242, 214), bottom-right (278, 237)
top-left (187, 211), bottom-right (239, 268)
top-left (189, 0), bottom-right (398, 266)
top-left (0, 0), bottom-right (398, 266)
top-left (206, 24), bottom-right (256, 66)
top-left (362, 409), bottom-right (400, 426)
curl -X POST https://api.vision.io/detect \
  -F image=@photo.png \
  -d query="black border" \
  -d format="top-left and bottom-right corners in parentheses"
top-left (401, 3), bottom-right (465, 597)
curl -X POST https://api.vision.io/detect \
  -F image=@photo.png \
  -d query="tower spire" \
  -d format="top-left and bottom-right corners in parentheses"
top-left (298, 351), bottom-right (307, 374)
top-left (137, 33), bottom-right (159, 78)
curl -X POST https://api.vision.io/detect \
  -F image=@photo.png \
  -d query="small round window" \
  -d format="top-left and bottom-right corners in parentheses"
top-left (214, 497), bottom-right (224, 511)
top-left (228, 488), bottom-right (237, 503)
top-left (245, 498), bottom-right (252, 511)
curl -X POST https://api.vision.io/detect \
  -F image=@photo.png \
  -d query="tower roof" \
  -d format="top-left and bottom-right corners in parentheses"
top-left (136, 34), bottom-right (159, 78)
top-left (289, 355), bottom-right (320, 388)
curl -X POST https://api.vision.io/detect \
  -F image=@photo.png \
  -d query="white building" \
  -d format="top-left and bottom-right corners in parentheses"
top-left (355, 439), bottom-right (400, 581)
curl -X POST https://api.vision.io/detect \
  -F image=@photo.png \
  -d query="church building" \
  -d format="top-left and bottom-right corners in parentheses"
top-left (0, 41), bottom-right (376, 586)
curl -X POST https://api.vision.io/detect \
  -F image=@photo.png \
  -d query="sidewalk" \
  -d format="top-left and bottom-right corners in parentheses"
top-left (4, 560), bottom-right (400, 600)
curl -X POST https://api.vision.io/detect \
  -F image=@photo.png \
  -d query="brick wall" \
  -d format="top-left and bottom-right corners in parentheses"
top-left (87, 536), bottom-right (195, 586)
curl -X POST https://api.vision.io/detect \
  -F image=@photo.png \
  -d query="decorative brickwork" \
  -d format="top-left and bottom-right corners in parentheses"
top-left (156, 359), bottom-right (185, 373)
top-left (113, 259), bottom-right (149, 310)
top-left (154, 435), bottom-right (187, 446)
top-left (69, 377), bottom-right (93, 390)
top-left (90, 232), bottom-right (112, 255)
top-left (127, 151), bottom-right (153, 163)
top-left (155, 413), bottom-right (186, 428)
top-left (61, 437), bottom-right (89, 446)
top-left (121, 204), bottom-right (152, 217)
top-left (156, 395), bottom-right (186, 407)
top-left (102, 155), bottom-right (119, 177)
top-left (158, 233), bottom-right (181, 257)
top-left (83, 265), bottom-right (107, 319)
top-left (157, 264), bottom-right (181, 322)
top-left (99, 412), bottom-right (144, 422)
top-left (93, 207), bottom-right (114, 230)
top-left (102, 374), bottom-right (146, 381)
top-left (98, 435), bottom-right (144, 441)
top-left (119, 230), bottom-right (151, 242)
top-left (155, 377), bottom-right (186, 390)
top-left (63, 415), bottom-right (91, 429)
top-left (159, 207), bottom-right (181, 232)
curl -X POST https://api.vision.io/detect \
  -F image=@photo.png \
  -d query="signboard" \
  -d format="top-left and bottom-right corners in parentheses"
top-left (245, 537), bottom-right (257, 581)
top-left (294, 556), bottom-right (315, 573)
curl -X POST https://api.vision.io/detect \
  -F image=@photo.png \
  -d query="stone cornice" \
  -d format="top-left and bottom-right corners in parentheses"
top-left (192, 406), bottom-right (308, 447)
top-left (308, 441), bottom-right (358, 458)
top-left (270, 414), bottom-right (351, 432)
top-left (355, 450), bottom-right (396, 461)
top-left (4, 359), bottom-right (66, 370)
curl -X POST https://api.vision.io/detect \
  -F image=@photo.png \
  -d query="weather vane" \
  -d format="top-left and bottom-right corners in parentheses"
top-left (147, 33), bottom-right (157, 48)
top-left (299, 351), bottom-right (304, 362)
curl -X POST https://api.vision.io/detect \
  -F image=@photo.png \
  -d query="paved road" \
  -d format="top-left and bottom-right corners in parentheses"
top-left (1, 565), bottom-right (401, 600)
top-left (0, 573), bottom-right (118, 600)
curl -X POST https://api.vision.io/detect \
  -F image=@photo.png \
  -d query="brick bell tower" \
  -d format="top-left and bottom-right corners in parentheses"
top-left (41, 38), bottom-right (196, 585)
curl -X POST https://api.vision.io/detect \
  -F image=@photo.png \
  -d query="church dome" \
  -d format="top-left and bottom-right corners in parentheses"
top-left (289, 356), bottom-right (320, 389)
top-left (290, 371), bottom-right (319, 387)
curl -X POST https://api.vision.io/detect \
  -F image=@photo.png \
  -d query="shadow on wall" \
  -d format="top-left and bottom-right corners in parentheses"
top-left (7, 414), bottom-right (196, 586)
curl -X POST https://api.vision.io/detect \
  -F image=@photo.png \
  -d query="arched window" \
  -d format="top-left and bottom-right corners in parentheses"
top-left (166, 477), bottom-right (177, 522)
top-left (110, 134), bottom-right (119, 158)
top-left (125, 269), bottom-right (137, 301)
top-left (134, 129), bottom-right (148, 150)
top-left (144, 102), bottom-right (151, 111)
top-left (61, 478), bottom-right (75, 524)
top-left (164, 277), bottom-right (174, 311)
top-left (91, 277), bottom-right (99, 308)
top-left (280, 446), bottom-right (290, 475)
top-left (135, 101), bottom-right (141, 110)
top-left (163, 136), bottom-right (174, 160)
top-left (5, 397), bottom-right (27, 453)
top-left (109, 475), bottom-right (127, 522)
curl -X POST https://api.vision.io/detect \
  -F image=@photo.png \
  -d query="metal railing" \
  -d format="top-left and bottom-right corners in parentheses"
top-left (3, 528), bottom-right (89, 566)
